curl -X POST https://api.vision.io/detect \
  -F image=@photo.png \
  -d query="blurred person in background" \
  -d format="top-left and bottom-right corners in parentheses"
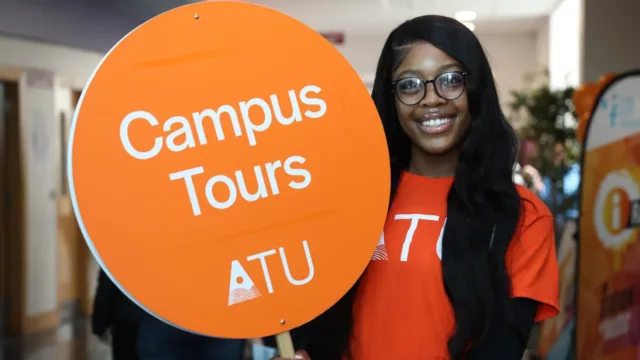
top-left (93, 269), bottom-right (144, 360)
top-left (517, 140), bottom-right (546, 194)
top-left (515, 163), bottom-right (546, 194)
top-left (93, 269), bottom-right (247, 360)
top-left (538, 140), bottom-right (580, 234)
top-left (274, 14), bottom-right (559, 360)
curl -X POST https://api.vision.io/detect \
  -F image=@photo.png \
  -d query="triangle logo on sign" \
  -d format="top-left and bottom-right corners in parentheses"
top-left (228, 260), bottom-right (262, 306)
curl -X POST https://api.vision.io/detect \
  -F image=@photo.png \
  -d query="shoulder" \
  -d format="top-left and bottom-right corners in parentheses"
top-left (515, 184), bottom-right (553, 230)
top-left (505, 188), bottom-right (560, 321)
top-left (505, 187), bottom-right (557, 274)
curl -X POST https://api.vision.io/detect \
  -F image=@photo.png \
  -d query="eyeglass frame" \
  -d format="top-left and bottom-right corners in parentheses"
top-left (391, 71), bottom-right (468, 105)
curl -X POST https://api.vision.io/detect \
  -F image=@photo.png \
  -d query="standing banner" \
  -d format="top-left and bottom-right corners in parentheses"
top-left (67, 1), bottom-right (390, 356)
top-left (577, 70), bottom-right (640, 360)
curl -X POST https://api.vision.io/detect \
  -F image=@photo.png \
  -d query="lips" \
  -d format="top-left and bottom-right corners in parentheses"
top-left (416, 115), bottom-right (457, 135)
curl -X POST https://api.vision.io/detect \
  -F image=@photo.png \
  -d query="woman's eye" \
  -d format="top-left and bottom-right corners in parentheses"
top-left (398, 80), bottom-right (423, 92)
top-left (440, 74), bottom-right (463, 87)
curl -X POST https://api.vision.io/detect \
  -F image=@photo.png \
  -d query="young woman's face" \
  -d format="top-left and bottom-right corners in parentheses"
top-left (392, 42), bottom-right (471, 155)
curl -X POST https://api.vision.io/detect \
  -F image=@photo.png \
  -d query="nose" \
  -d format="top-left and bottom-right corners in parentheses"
top-left (419, 83), bottom-right (446, 107)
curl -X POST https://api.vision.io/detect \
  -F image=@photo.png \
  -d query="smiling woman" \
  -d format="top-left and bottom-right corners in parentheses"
top-left (274, 14), bottom-right (559, 360)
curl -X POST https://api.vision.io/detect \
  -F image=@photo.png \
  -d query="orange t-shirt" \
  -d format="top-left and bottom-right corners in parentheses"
top-left (351, 171), bottom-right (559, 360)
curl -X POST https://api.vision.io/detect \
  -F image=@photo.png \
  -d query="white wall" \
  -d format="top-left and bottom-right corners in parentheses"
top-left (481, 32), bottom-right (540, 114)
top-left (536, 20), bottom-right (550, 71)
top-left (541, 0), bottom-right (640, 87)
top-left (0, 35), bottom-right (103, 89)
top-left (548, 0), bottom-right (583, 89)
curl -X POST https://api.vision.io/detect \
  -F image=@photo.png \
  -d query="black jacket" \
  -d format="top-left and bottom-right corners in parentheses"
top-left (92, 270), bottom-right (145, 337)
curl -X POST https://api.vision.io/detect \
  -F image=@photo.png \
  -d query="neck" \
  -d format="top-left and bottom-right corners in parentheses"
top-left (409, 146), bottom-right (459, 178)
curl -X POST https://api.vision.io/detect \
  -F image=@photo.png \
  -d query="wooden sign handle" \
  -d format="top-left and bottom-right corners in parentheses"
top-left (276, 331), bottom-right (295, 358)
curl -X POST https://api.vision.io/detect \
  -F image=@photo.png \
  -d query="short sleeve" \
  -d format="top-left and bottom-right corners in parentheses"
top-left (506, 215), bottom-right (560, 322)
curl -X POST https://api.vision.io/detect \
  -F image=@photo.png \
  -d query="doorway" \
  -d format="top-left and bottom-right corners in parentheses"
top-left (56, 108), bottom-right (79, 323)
top-left (67, 90), bottom-right (95, 317)
top-left (68, 89), bottom-right (96, 317)
top-left (0, 80), bottom-right (25, 337)
top-left (0, 81), bottom-right (5, 341)
top-left (56, 89), bottom-right (86, 323)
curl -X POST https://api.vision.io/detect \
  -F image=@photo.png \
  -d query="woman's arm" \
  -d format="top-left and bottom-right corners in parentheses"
top-left (467, 297), bottom-right (538, 360)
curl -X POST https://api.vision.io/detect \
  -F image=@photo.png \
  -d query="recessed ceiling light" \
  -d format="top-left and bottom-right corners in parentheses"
top-left (455, 10), bottom-right (477, 22)
top-left (462, 21), bottom-right (475, 31)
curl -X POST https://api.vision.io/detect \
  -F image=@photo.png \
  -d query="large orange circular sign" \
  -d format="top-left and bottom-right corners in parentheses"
top-left (69, 1), bottom-right (389, 338)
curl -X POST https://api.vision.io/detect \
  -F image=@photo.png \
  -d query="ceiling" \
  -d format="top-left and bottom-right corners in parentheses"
top-left (106, 0), bottom-right (562, 34)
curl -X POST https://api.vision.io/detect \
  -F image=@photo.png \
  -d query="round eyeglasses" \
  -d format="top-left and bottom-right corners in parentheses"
top-left (392, 71), bottom-right (468, 106)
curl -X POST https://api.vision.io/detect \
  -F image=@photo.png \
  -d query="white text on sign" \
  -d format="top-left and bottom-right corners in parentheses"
top-left (119, 85), bottom-right (326, 158)
top-left (227, 240), bottom-right (314, 306)
top-left (117, 85), bottom-right (327, 216)
top-left (168, 155), bottom-right (311, 215)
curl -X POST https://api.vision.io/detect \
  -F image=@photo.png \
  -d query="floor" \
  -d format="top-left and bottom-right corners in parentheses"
top-left (0, 319), bottom-right (111, 360)
top-left (0, 319), bottom-right (536, 360)
top-left (0, 319), bottom-right (259, 360)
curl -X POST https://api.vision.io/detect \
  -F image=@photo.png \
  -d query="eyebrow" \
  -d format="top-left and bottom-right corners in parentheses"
top-left (395, 63), bottom-right (462, 79)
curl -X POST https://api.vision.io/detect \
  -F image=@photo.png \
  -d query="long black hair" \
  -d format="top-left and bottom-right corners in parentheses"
top-left (302, 15), bottom-right (523, 360)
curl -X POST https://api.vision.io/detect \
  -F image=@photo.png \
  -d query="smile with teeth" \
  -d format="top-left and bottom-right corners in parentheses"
top-left (420, 118), bottom-right (454, 127)
top-left (416, 115), bottom-right (456, 134)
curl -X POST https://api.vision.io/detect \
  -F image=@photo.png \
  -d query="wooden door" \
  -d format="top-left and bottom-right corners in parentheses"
top-left (56, 109), bottom-right (80, 323)
top-left (0, 82), bottom-right (6, 339)
top-left (1, 80), bottom-right (25, 335)
top-left (56, 89), bottom-right (91, 322)
top-left (67, 90), bottom-right (95, 316)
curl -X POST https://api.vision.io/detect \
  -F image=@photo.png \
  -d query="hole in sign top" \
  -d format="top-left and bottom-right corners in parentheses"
top-left (68, 1), bottom-right (390, 339)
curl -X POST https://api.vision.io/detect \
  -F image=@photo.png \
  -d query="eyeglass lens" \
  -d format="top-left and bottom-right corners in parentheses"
top-left (395, 72), bottom-right (465, 105)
